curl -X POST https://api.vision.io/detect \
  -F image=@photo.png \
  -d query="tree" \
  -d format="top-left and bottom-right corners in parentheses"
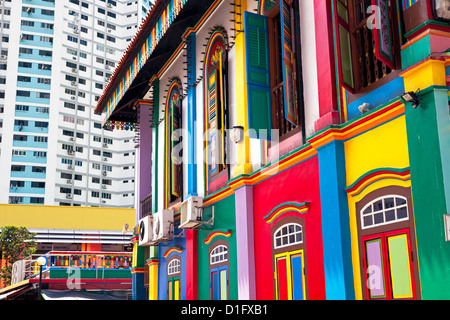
top-left (0, 226), bottom-right (37, 286)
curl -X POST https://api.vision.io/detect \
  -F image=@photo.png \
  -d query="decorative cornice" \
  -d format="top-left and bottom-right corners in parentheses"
top-left (346, 168), bottom-right (411, 197)
top-left (203, 230), bottom-right (231, 245)
top-left (263, 202), bottom-right (310, 225)
top-left (146, 258), bottom-right (159, 267)
top-left (162, 247), bottom-right (183, 258)
top-left (130, 267), bottom-right (147, 274)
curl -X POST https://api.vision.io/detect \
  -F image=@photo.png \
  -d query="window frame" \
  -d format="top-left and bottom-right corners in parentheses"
top-left (354, 185), bottom-right (421, 300)
top-left (343, 0), bottom-right (403, 94)
top-left (164, 79), bottom-right (183, 206)
top-left (265, 0), bottom-right (303, 142)
top-left (270, 215), bottom-right (308, 300)
top-left (208, 239), bottom-right (230, 300)
top-left (203, 29), bottom-right (229, 195)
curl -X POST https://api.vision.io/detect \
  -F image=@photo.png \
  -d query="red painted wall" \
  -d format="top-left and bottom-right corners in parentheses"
top-left (313, 0), bottom-right (340, 131)
top-left (252, 156), bottom-right (326, 300)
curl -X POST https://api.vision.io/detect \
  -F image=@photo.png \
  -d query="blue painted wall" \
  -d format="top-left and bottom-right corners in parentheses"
top-left (318, 140), bottom-right (355, 300)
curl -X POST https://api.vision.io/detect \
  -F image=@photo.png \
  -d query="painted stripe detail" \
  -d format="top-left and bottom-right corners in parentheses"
top-left (264, 202), bottom-right (310, 225)
top-left (203, 230), bottom-right (232, 245)
top-left (163, 247), bottom-right (183, 258)
top-left (346, 168), bottom-right (411, 197)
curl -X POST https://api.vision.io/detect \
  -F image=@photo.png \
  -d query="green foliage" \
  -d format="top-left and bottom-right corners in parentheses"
top-left (0, 226), bottom-right (37, 286)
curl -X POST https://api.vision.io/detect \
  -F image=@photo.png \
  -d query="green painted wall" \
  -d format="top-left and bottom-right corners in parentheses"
top-left (197, 194), bottom-right (237, 300)
top-left (401, 35), bottom-right (431, 70)
top-left (49, 269), bottom-right (132, 280)
top-left (404, 87), bottom-right (450, 299)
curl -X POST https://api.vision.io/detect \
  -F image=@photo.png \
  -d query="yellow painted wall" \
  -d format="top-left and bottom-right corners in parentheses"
top-left (344, 115), bottom-right (410, 186)
top-left (0, 204), bottom-right (135, 231)
top-left (343, 115), bottom-right (411, 299)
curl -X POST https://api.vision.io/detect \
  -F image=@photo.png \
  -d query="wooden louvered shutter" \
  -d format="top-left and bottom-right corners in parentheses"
top-left (245, 11), bottom-right (272, 140)
top-left (280, 0), bottom-right (299, 126)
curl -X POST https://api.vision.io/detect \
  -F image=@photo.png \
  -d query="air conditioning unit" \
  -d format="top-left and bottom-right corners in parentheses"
top-left (69, 137), bottom-right (74, 141)
top-left (71, 96), bottom-right (76, 101)
top-left (102, 171), bottom-right (107, 176)
top-left (138, 215), bottom-right (157, 246)
top-left (74, 29), bottom-right (79, 34)
top-left (179, 196), bottom-right (205, 229)
top-left (107, 3), bottom-right (112, 8)
top-left (66, 194), bottom-right (72, 199)
top-left (0, 55), bottom-right (6, 60)
top-left (105, 65), bottom-right (110, 70)
top-left (103, 143), bottom-right (108, 148)
top-left (103, 157), bottom-right (108, 162)
top-left (71, 81), bottom-right (76, 86)
top-left (66, 179), bottom-right (73, 184)
top-left (68, 165), bottom-right (73, 170)
top-left (72, 68), bottom-right (77, 73)
top-left (153, 209), bottom-right (174, 242)
top-left (67, 149), bottom-right (74, 155)
top-left (101, 184), bottom-right (107, 189)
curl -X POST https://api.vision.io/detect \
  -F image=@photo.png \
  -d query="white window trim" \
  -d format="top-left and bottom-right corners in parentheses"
top-left (360, 195), bottom-right (409, 230)
top-left (168, 258), bottom-right (181, 276)
top-left (273, 223), bottom-right (303, 249)
top-left (210, 245), bottom-right (228, 265)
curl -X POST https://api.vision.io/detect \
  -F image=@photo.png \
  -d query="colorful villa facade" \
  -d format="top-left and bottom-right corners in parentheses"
top-left (94, 0), bottom-right (450, 300)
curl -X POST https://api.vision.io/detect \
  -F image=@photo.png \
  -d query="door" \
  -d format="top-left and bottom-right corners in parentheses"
top-left (362, 228), bottom-right (416, 300)
top-left (167, 277), bottom-right (180, 300)
top-left (210, 265), bottom-right (228, 300)
top-left (274, 250), bottom-right (305, 300)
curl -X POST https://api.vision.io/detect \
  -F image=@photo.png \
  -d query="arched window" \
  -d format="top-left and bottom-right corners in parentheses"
top-left (168, 258), bottom-right (181, 276)
top-left (164, 80), bottom-right (182, 205)
top-left (273, 223), bottom-right (303, 249)
top-left (360, 195), bottom-right (408, 229)
top-left (210, 245), bottom-right (228, 265)
top-left (203, 29), bottom-right (228, 194)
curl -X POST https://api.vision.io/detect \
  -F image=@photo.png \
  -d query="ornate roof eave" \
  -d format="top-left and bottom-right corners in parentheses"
top-left (94, 0), bottom-right (218, 126)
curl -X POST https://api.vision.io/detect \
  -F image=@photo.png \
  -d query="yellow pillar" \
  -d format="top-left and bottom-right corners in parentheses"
top-left (232, 0), bottom-right (253, 178)
top-left (147, 258), bottom-right (159, 300)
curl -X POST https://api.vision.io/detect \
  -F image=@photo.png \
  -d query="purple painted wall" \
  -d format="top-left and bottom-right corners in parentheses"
top-left (137, 104), bottom-right (153, 222)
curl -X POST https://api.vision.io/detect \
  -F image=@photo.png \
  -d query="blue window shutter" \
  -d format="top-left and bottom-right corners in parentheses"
top-left (245, 11), bottom-right (272, 140)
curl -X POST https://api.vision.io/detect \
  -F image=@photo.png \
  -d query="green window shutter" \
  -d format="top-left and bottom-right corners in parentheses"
top-left (335, 0), bottom-right (355, 93)
top-left (245, 11), bottom-right (272, 140)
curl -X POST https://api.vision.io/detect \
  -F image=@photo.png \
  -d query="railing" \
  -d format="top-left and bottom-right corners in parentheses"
top-left (272, 81), bottom-right (297, 139)
top-left (141, 194), bottom-right (152, 218)
top-left (353, 23), bottom-right (393, 91)
top-left (20, 251), bottom-right (133, 281)
top-left (44, 251), bottom-right (132, 270)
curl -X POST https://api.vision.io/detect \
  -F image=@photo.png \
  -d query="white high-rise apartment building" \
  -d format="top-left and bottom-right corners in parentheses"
top-left (0, 0), bottom-right (153, 208)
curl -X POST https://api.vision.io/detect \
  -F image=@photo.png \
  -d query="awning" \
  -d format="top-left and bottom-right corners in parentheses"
top-left (41, 290), bottom-right (128, 300)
